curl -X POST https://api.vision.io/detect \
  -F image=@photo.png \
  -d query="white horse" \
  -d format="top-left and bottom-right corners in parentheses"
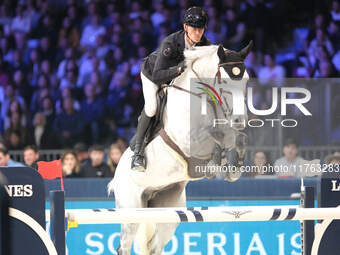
top-left (108, 43), bottom-right (252, 255)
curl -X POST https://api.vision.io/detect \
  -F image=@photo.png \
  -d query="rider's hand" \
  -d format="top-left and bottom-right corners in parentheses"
top-left (177, 61), bottom-right (187, 74)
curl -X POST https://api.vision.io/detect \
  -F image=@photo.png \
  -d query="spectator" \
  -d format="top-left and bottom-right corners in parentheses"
top-left (30, 74), bottom-right (50, 113)
top-left (328, 20), bottom-right (340, 51)
top-left (81, 2), bottom-right (98, 29)
top-left (248, 150), bottom-right (274, 177)
top-left (106, 142), bottom-right (125, 176)
top-left (27, 48), bottom-right (41, 87)
top-left (28, 112), bottom-right (55, 149)
top-left (205, 17), bottom-right (226, 45)
top-left (73, 142), bottom-right (89, 166)
top-left (80, 14), bottom-right (106, 48)
top-left (66, 4), bottom-right (81, 28)
top-left (95, 34), bottom-right (109, 60)
top-left (61, 150), bottom-right (80, 177)
top-left (258, 53), bottom-right (286, 80)
top-left (0, 49), bottom-right (10, 87)
top-left (40, 59), bottom-right (58, 93)
top-left (151, 1), bottom-right (165, 29)
top-left (4, 130), bottom-right (24, 150)
top-left (77, 52), bottom-right (107, 88)
top-left (13, 69), bottom-right (32, 106)
top-left (244, 50), bottom-right (259, 77)
top-left (223, 9), bottom-right (246, 50)
top-left (106, 72), bottom-right (129, 120)
top-left (331, 0), bottom-right (340, 21)
top-left (80, 83), bottom-right (105, 144)
top-left (11, 4), bottom-right (31, 34)
top-left (3, 109), bottom-right (27, 149)
top-left (59, 59), bottom-right (79, 90)
top-left (38, 36), bottom-right (55, 63)
top-left (0, 147), bottom-right (24, 167)
top-left (57, 47), bottom-right (77, 80)
top-left (332, 50), bottom-right (340, 73)
top-left (4, 100), bottom-right (27, 131)
top-left (41, 96), bottom-right (56, 129)
top-left (321, 153), bottom-right (340, 179)
top-left (26, 0), bottom-right (42, 31)
top-left (53, 97), bottom-right (85, 148)
top-left (14, 30), bottom-right (27, 52)
top-left (0, 36), bottom-right (15, 65)
top-left (23, 145), bottom-right (39, 169)
top-left (274, 138), bottom-right (306, 177)
top-left (0, 4), bottom-right (11, 27)
top-left (325, 153), bottom-right (340, 165)
top-left (33, 14), bottom-right (58, 43)
top-left (58, 16), bottom-right (80, 48)
top-left (9, 49), bottom-right (26, 71)
top-left (79, 145), bottom-right (113, 177)
top-left (315, 60), bottom-right (337, 77)
top-left (55, 87), bottom-right (80, 114)
top-left (308, 29), bottom-right (334, 67)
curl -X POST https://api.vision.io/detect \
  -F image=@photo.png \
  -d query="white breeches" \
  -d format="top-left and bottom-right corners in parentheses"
top-left (141, 72), bottom-right (158, 117)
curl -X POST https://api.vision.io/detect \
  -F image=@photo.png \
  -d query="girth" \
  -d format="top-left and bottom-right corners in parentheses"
top-left (158, 128), bottom-right (209, 179)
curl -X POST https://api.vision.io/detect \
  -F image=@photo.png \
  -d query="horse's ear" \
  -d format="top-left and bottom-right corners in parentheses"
top-left (239, 40), bottom-right (253, 59)
top-left (217, 44), bottom-right (225, 62)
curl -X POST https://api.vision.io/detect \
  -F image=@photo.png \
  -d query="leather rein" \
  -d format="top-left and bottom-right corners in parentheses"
top-left (162, 59), bottom-right (244, 120)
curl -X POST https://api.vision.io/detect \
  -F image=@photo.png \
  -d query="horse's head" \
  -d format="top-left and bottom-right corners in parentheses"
top-left (184, 41), bottom-right (252, 130)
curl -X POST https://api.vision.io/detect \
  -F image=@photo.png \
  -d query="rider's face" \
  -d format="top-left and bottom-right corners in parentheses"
top-left (184, 24), bottom-right (205, 44)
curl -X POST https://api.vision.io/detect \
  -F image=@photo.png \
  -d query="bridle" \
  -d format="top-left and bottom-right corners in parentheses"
top-left (165, 57), bottom-right (245, 120)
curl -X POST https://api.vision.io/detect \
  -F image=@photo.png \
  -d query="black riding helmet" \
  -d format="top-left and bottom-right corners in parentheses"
top-left (183, 6), bottom-right (208, 29)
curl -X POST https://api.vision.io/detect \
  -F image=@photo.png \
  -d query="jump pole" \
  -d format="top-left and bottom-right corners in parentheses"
top-left (66, 206), bottom-right (340, 225)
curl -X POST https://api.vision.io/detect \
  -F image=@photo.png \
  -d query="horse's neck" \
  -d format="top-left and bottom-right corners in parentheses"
top-left (162, 71), bottom-right (195, 156)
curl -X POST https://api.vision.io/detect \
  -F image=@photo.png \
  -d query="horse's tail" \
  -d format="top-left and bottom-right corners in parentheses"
top-left (107, 178), bottom-right (115, 196)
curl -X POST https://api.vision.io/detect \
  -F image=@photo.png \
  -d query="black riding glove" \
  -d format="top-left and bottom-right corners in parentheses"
top-left (177, 61), bottom-right (187, 74)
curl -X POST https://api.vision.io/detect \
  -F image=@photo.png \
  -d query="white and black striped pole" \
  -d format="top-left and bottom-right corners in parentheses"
top-left (66, 206), bottom-right (340, 225)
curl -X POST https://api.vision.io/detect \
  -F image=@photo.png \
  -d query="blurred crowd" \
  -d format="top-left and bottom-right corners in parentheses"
top-left (0, 0), bottom-right (339, 177)
top-left (0, 139), bottom-right (126, 177)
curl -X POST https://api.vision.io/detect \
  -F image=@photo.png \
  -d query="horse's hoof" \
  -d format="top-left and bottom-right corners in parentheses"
top-left (116, 245), bottom-right (122, 255)
top-left (131, 155), bottom-right (147, 171)
top-left (131, 165), bottom-right (146, 172)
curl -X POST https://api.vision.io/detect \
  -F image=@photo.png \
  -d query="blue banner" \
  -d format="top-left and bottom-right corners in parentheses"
top-left (47, 200), bottom-right (301, 255)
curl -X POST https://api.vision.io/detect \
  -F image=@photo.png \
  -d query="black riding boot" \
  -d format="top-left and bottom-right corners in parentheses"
top-left (131, 110), bottom-right (152, 171)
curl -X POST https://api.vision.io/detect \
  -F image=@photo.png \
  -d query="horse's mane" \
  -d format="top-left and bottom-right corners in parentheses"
top-left (183, 45), bottom-right (219, 62)
top-left (182, 45), bottom-right (219, 77)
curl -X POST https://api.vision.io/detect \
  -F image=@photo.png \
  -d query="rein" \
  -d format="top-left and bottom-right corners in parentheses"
top-left (163, 58), bottom-right (245, 121)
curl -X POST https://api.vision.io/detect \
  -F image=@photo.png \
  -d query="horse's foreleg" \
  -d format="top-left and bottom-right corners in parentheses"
top-left (118, 223), bottom-right (139, 255)
top-left (235, 131), bottom-right (247, 164)
top-left (224, 131), bottom-right (247, 182)
top-left (147, 181), bottom-right (187, 255)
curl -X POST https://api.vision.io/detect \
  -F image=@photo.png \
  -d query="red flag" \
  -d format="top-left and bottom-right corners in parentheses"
top-left (37, 160), bottom-right (64, 191)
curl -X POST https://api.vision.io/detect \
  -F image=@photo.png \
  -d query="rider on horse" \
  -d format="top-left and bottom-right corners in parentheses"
top-left (132, 6), bottom-right (215, 171)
